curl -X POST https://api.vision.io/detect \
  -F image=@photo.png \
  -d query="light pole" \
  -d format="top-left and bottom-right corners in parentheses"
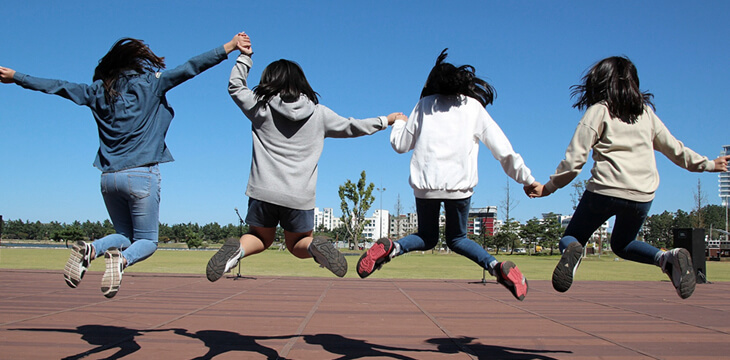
top-left (377, 186), bottom-right (386, 239)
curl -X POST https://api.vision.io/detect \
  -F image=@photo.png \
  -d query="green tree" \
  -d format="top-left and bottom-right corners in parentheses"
top-left (494, 219), bottom-right (519, 255)
top-left (644, 211), bottom-right (674, 249)
top-left (338, 171), bottom-right (375, 250)
top-left (541, 213), bottom-right (563, 255)
top-left (520, 218), bottom-right (543, 255)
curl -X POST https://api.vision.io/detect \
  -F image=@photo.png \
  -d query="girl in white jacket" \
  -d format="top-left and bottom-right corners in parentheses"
top-left (357, 49), bottom-right (538, 301)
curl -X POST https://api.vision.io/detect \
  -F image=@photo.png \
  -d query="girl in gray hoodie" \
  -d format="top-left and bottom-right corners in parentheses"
top-left (206, 33), bottom-right (403, 281)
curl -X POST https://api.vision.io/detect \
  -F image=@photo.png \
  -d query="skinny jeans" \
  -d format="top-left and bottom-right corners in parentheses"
top-left (560, 190), bottom-right (661, 265)
top-left (396, 197), bottom-right (497, 270)
top-left (91, 165), bottom-right (160, 266)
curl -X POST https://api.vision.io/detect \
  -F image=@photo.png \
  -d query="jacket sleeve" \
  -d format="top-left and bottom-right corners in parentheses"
top-left (544, 106), bottom-right (603, 193)
top-left (477, 110), bottom-right (535, 186)
top-left (320, 106), bottom-right (386, 138)
top-left (13, 72), bottom-right (95, 106)
top-left (652, 113), bottom-right (714, 172)
top-left (156, 46), bottom-right (229, 94)
top-left (390, 104), bottom-right (418, 154)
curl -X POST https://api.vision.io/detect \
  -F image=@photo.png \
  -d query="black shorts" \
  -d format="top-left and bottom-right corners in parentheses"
top-left (244, 198), bottom-right (314, 233)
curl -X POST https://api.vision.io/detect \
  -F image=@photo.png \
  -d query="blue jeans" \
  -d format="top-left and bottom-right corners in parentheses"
top-left (396, 197), bottom-right (497, 270)
top-left (91, 165), bottom-right (160, 266)
top-left (561, 190), bottom-right (661, 265)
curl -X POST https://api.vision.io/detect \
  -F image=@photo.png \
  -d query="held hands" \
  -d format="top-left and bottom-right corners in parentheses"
top-left (0, 66), bottom-right (16, 84)
top-left (386, 112), bottom-right (407, 126)
top-left (712, 155), bottom-right (730, 172)
top-left (523, 181), bottom-right (552, 198)
top-left (236, 32), bottom-right (253, 56)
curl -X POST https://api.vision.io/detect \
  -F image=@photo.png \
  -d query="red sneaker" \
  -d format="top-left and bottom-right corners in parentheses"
top-left (495, 261), bottom-right (528, 301)
top-left (356, 238), bottom-right (394, 278)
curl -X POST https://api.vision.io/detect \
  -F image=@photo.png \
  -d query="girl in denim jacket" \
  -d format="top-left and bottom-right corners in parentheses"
top-left (0, 33), bottom-right (244, 297)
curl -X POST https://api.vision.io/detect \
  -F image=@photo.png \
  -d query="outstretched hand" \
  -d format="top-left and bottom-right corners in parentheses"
top-left (0, 66), bottom-right (16, 84)
top-left (712, 155), bottom-right (730, 172)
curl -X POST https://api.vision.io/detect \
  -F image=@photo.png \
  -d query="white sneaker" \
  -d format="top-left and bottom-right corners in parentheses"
top-left (660, 248), bottom-right (696, 299)
top-left (64, 241), bottom-right (92, 288)
top-left (101, 248), bottom-right (124, 298)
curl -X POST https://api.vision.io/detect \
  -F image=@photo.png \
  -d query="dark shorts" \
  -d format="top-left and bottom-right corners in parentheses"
top-left (245, 198), bottom-right (314, 233)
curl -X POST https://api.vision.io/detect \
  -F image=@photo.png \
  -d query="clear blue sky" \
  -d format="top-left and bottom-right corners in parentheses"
top-left (1, 1), bottom-right (728, 227)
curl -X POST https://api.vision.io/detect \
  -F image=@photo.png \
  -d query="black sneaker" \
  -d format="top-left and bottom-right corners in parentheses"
top-left (101, 248), bottom-right (124, 298)
top-left (356, 238), bottom-right (394, 278)
top-left (64, 240), bottom-right (92, 288)
top-left (552, 241), bottom-right (583, 293)
top-left (309, 237), bottom-right (348, 277)
top-left (206, 238), bottom-right (243, 282)
top-left (660, 248), bottom-right (696, 299)
top-left (494, 261), bottom-right (528, 301)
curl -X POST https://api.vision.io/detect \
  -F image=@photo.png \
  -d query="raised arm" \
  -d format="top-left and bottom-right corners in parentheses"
top-left (156, 33), bottom-right (242, 93)
top-left (2, 66), bottom-right (96, 106)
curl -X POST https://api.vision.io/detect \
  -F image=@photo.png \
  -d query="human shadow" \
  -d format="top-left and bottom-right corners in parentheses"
top-left (173, 328), bottom-right (295, 360)
top-left (426, 336), bottom-right (572, 360)
top-left (302, 333), bottom-right (437, 360)
top-left (10, 325), bottom-right (175, 359)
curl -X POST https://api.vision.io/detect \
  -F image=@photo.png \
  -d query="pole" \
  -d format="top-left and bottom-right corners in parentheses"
top-left (377, 186), bottom-right (386, 239)
top-left (234, 207), bottom-right (245, 279)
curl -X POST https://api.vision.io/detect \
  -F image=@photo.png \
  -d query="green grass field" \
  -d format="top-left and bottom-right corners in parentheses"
top-left (2, 247), bottom-right (729, 282)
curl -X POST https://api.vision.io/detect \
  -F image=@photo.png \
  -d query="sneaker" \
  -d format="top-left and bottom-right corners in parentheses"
top-left (206, 238), bottom-right (243, 282)
top-left (552, 241), bottom-right (583, 293)
top-left (309, 237), bottom-right (348, 277)
top-left (494, 261), bottom-right (528, 301)
top-left (101, 248), bottom-right (124, 298)
top-left (660, 248), bottom-right (696, 299)
top-left (356, 238), bottom-right (394, 279)
top-left (63, 240), bottom-right (92, 288)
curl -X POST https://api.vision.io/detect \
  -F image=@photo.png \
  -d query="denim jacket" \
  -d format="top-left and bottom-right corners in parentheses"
top-left (14, 46), bottom-right (229, 172)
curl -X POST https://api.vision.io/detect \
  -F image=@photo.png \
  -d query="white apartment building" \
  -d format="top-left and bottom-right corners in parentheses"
top-left (314, 207), bottom-right (336, 231)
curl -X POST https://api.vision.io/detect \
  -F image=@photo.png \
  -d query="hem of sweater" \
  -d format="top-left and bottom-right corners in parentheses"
top-left (586, 183), bottom-right (655, 203)
top-left (413, 188), bottom-right (474, 199)
top-left (246, 187), bottom-right (315, 210)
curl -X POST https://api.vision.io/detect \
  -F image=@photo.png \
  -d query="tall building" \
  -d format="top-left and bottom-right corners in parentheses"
top-left (314, 207), bottom-right (336, 231)
top-left (720, 145), bottom-right (730, 207)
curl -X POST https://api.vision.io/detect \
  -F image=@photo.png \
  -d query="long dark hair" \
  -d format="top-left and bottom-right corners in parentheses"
top-left (253, 59), bottom-right (319, 104)
top-left (571, 56), bottom-right (654, 124)
top-left (420, 48), bottom-right (495, 108)
top-left (93, 38), bottom-right (166, 103)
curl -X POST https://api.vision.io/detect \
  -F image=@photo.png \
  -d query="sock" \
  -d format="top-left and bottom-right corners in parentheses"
top-left (239, 246), bottom-right (246, 259)
top-left (391, 242), bottom-right (402, 258)
top-left (487, 260), bottom-right (499, 276)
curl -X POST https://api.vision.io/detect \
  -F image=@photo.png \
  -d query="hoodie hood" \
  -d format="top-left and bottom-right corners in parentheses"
top-left (268, 94), bottom-right (316, 122)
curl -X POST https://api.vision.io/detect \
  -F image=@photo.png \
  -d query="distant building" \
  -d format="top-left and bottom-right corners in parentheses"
top-left (720, 145), bottom-right (730, 207)
top-left (469, 206), bottom-right (498, 236)
top-left (362, 209), bottom-right (389, 240)
top-left (314, 207), bottom-right (336, 231)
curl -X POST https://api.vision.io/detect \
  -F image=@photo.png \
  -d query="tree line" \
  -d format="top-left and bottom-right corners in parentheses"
top-left (0, 218), bottom-right (249, 249)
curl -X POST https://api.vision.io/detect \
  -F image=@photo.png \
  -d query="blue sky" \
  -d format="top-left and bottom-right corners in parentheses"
top-left (1, 1), bottom-right (728, 227)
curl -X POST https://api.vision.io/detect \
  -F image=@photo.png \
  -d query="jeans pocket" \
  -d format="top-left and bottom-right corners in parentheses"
top-left (128, 174), bottom-right (152, 199)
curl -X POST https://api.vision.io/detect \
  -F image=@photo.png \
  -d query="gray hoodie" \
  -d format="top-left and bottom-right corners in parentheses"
top-left (229, 54), bottom-right (387, 210)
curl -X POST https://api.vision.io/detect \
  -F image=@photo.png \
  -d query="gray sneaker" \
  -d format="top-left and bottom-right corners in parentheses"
top-left (552, 242), bottom-right (583, 293)
top-left (64, 241), bottom-right (92, 288)
top-left (660, 248), bottom-right (696, 299)
top-left (309, 237), bottom-right (347, 277)
top-left (206, 238), bottom-right (243, 282)
top-left (101, 248), bottom-right (124, 298)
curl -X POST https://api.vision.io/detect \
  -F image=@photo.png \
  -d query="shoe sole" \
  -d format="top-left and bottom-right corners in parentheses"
top-left (63, 241), bottom-right (89, 288)
top-left (356, 238), bottom-right (393, 278)
top-left (552, 242), bottom-right (583, 293)
top-left (673, 248), bottom-right (696, 299)
top-left (310, 237), bottom-right (347, 277)
top-left (206, 238), bottom-right (242, 282)
top-left (500, 261), bottom-right (528, 301)
top-left (101, 249), bottom-right (123, 298)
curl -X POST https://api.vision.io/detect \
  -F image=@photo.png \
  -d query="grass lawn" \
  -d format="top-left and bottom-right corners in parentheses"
top-left (2, 247), bottom-right (729, 282)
